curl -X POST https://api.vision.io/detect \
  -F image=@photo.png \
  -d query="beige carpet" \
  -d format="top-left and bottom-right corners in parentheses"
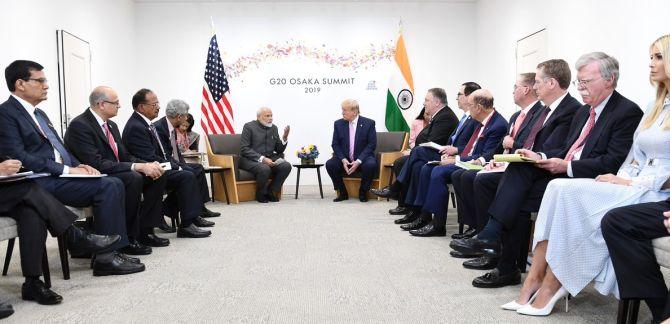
top-left (0, 185), bottom-right (652, 323)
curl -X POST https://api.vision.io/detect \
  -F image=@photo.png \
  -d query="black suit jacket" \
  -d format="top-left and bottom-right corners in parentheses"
top-left (532, 93), bottom-right (582, 156)
top-left (554, 90), bottom-right (643, 178)
top-left (510, 101), bottom-right (543, 150)
top-left (153, 116), bottom-right (186, 167)
top-left (64, 109), bottom-right (145, 174)
top-left (415, 106), bottom-right (459, 146)
top-left (122, 112), bottom-right (178, 170)
top-left (0, 96), bottom-right (80, 175)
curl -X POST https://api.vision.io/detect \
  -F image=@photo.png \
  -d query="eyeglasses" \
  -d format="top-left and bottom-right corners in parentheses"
top-left (26, 78), bottom-right (48, 84)
top-left (572, 77), bottom-right (602, 88)
top-left (103, 100), bottom-right (120, 107)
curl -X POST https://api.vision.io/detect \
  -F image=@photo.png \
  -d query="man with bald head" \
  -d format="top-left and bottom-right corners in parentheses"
top-left (65, 86), bottom-right (168, 254)
top-left (239, 107), bottom-right (292, 203)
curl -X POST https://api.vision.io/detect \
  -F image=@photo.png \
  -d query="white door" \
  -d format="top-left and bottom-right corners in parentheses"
top-left (516, 29), bottom-right (547, 74)
top-left (57, 30), bottom-right (91, 135)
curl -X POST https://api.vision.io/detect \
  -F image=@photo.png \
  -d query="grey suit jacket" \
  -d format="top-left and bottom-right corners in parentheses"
top-left (239, 120), bottom-right (287, 169)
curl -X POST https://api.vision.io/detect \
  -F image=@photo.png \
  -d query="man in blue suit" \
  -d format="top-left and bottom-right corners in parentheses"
top-left (326, 99), bottom-right (377, 202)
top-left (404, 89), bottom-right (508, 235)
top-left (0, 60), bottom-right (145, 276)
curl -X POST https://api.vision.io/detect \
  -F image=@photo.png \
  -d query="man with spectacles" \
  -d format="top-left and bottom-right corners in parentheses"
top-left (65, 86), bottom-right (171, 253)
top-left (122, 88), bottom-right (212, 239)
top-left (0, 60), bottom-right (145, 277)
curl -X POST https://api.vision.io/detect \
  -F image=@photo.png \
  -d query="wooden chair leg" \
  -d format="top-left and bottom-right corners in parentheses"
top-left (3, 238), bottom-right (15, 276)
top-left (42, 246), bottom-right (51, 288)
top-left (57, 235), bottom-right (70, 280)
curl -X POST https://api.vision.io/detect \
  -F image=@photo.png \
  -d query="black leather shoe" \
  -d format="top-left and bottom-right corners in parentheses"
top-left (0, 302), bottom-right (13, 319)
top-left (449, 250), bottom-right (482, 258)
top-left (119, 239), bottom-right (152, 255)
top-left (117, 253), bottom-right (141, 264)
top-left (389, 206), bottom-right (408, 215)
top-left (22, 279), bottom-right (62, 305)
top-left (409, 224), bottom-right (446, 237)
top-left (137, 233), bottom-right (170, 247)
top-left (333, 193), bottom-right (349, 202)
top-left (93, 253), bottom-right (145, 276)
top-left (400, 212), bottom-right (431, 231)
top-left (193, 216), bottom-right (215, 227)
top-left (158, 218), bottom-right (176, 233)
top-left (177, 224), bottom-right (212, 238)
top-left (66, 226), bottom-right (121, 256)
top-left (394, 210), bottom-right (420, 224)
top-left (449, 236), bottom-right (501, 257)
top-left (257, 195), bottom-right (269, 203)
top-left (267, 192), bottom-right (280, 202)
top-left (201, 207), bottom-right (221, 218)
top-left (472, 269), bottom-right (521, 288)
top-left (463, 256), bottom-right (499, 270)
top-left (370, 187), bottom-right (397, 199)
top-left (451, 227), bottom-right (478, 239)
top-left (359, 194), bottom-right (368, 202)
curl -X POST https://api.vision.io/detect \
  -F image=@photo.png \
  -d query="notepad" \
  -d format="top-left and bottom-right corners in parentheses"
top-left (455, 161), bottom-right (484, 171)
top-left (418, 141), bottom-right (447, 152)
top-left (0, 171), bottom-right (35, 183)
top-left (493, 154), bottom-right (536, 163)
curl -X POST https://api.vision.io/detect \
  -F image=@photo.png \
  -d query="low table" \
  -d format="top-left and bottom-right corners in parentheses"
top-left (203, 166), bottom-right (231, 204)
top-left (292, 163), bottom-right (324, 199)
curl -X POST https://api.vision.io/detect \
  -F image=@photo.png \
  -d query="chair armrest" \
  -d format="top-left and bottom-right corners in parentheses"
top-left (380, 151), bottom-right (403, 166)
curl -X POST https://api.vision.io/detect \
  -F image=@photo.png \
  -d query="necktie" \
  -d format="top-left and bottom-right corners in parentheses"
top-left (103, 122), bottom-right (119, 161)
top-left (348, 121), bottom-right (356, 161)
top-left (34, 110), bottom-right (74, 166)
top-left (511, 111), bottom-right (527, 139)
top-left (149, 124), bottom-right (167, 159)
top-left (451, 115), bottom-right (468, 143)
top-left (460, 124), bottom-right (482, 158)
top-left (522, 106), bottom-right (551, 149)
top-left (170, 129), bottom-right (184, 163)
top-left (565, 107), bottom-right (596, 161)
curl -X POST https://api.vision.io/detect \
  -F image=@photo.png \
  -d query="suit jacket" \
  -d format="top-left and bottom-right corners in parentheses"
top-left (461, 111), bottom-right (508, 162)
top-left (64, 109), bottom-right (145, 174)
top-left (331, 116), bottom-right (377, 162)
top-left (414, 106), bottom-right (460, 146)
top-left (554, 90), bottom-right (643, 178)
top-left (0, 96), bottom-right (80, 175)
top-left (153, 116), bottom-right (187, 167)
top-left (239, 120), bottom-right (287, 166)
top-left (122, 111), bottom-right (178, 170)
top-left (510, 101), bottom-right (543, 150)
top-left (451, 117), bottom-right (477, 153)
top-left (532, 93), bottom-right (582, 156)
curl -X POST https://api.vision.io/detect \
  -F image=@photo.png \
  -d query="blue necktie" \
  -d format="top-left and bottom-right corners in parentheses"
top-left (34, 109), bottom-right (74, 166)
top-left (451, 115), bottom-right (468, 143)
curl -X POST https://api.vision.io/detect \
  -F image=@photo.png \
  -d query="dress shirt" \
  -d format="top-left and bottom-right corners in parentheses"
top-left (90, 108), bottom-right (136, 171)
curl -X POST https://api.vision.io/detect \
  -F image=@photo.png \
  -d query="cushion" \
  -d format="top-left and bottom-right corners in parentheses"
top-left (375, 131), bottom-right (406, 154)
top-left (653, 237), bottom-right (670, 269)
top-left (0, 217), bottom-right (17, 241)
top-left (209, 134), bottom-right (242, 155)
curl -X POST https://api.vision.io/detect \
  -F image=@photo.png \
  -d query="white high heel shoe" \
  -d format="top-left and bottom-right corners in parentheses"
top-left (501, 290), bottom-right (540, 311)
top-left (516, 287), bottom-right (569, 316)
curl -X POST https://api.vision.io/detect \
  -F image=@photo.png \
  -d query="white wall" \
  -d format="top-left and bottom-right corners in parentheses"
top-left (0, 0), bottom-right (137, 134)
top-left (474, 0), bottom-right (670, 118)
top-left (134, 1), bottom-right (477, 185)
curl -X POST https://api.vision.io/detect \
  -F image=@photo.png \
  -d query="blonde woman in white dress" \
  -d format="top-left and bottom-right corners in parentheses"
top-left (505, 34), bottom-right (670, 317)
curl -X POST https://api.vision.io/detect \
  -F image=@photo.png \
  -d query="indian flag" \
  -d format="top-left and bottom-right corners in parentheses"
top-left (385, 33), bottom-right (414, 132)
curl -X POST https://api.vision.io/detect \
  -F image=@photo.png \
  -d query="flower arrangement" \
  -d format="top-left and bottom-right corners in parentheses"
top-left (296, 144), bottom-right (319, 164)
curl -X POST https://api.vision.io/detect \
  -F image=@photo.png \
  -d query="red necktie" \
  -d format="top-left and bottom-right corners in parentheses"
top-left (565, 107), bottom-right (596, 161)
top-left (103, 122), bottom-right (119, 161)
top-left (522, 106), bottom-right (550, 149)
top-left (460, 124), bottom-right (482, 158)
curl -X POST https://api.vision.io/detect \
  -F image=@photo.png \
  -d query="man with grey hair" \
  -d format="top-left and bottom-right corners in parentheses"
top-left (239, 107), bottom-right (292, 203)
top-left (451, 52), bottom-right (643, 289)
top-left (154, 99), bottom-right (220, 220)
top-left (65, 85), bottom-right (168, 256)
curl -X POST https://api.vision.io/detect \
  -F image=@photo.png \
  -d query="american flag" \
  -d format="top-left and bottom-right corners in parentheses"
top-left (200, 35), bottom-right (235, 134)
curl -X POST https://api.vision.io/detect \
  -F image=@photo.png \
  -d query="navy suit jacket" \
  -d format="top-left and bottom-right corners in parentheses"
top-left (532, 93), bottom-right (582, 156)
top-left (554, 90), bottom-right (643, 178)
top-left (331, 116), bottom-right (376, 162)
top-left (461, 111), bottom-right (508, 162)
top-left (451, 117), bottom-right (477, 153)
top-left (64, 109), bottom-right (145, 174)
top-left (122, 112), bottom-right (179, 170)
top-left (0, 96), bottom-right (80, 175)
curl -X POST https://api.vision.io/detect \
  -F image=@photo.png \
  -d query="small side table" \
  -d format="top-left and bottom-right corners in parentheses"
top-left (204, 166), bottom-right (231, 205)
top-left (292, 163), bottom-right (324, 199)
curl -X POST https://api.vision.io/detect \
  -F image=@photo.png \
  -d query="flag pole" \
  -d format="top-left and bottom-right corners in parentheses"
top-left (210, 16), bottom-right (216, 35)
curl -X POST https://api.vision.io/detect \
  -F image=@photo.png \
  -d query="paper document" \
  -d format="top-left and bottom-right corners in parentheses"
top-left (0, 171), bottom-right (34, 183)
top-left (426, 160), bottom-right (441, 165)
top-left (455, 161), bottom-right (484, 171)
top-left (493, 154), bottom-right (536, 163)
top-left (59, 174), bottom-right (107, 178)
top-left (419, 142), bottom-right (447, 152)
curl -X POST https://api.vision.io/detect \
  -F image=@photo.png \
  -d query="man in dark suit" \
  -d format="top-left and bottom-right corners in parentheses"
top-left (602, 199), bottom-right (670, 323)
top-left (451, 54), bottom-right (643, 288)
top-left (388, 82), bottom-right (480, 216)
top-left (0, 60), bottom-right (145, 276)
top-left (153, 99), bottom-right (220, 218)
top-left (64, 86), bottom-right (169, 251)
top-left (371, 88), bottom-right (459, 221)
top-left (326, 99), bottom-right (377, 202)
top-left (0, 159), bottom-right (120, 305)
top-left (238, 107), bottom-right (292, 203)
top-left (406, 89), bottom-right (508, 236)
top-left (122, 88), bottom-right (212, 238)
top-left (449, 73), bottom-right (540, 244)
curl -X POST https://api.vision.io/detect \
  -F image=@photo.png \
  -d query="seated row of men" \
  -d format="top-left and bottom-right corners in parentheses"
top-left (0, 60), bottom-right (221, 308)
top-left (371, 44), bottom-right (670, 322)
